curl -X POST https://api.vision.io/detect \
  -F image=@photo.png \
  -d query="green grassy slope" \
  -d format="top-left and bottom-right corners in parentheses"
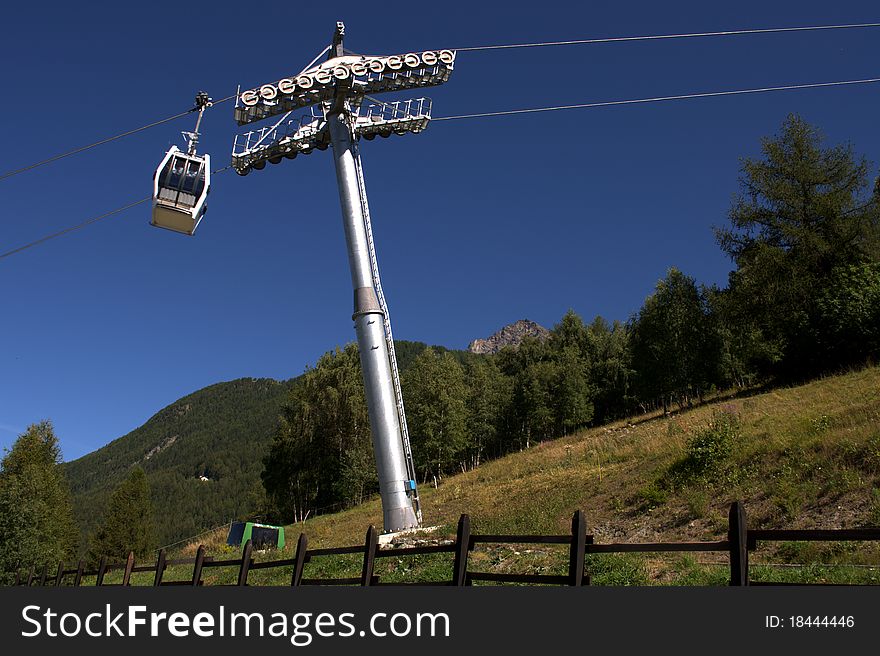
top-left (177, 365), bottom-right (880, 585)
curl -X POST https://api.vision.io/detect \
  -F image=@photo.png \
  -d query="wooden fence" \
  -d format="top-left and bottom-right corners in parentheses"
top-left (8, 502), bottom-right (880, 587)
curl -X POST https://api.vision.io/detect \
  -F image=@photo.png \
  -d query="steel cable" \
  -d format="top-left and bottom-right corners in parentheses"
top-left (449, 22), bottom-right (880, 52)
top-left (4, 76), bottom-right (880, 261)
top-left (0, 95), bottom-right (235, 182)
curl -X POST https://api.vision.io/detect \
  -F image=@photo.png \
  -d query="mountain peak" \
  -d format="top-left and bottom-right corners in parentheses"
top-left (468, 319), bottom-right (550, 355)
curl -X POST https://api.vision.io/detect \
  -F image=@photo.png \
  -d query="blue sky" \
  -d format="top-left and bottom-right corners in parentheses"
top-left (2, 0), bottom-right (879, 462)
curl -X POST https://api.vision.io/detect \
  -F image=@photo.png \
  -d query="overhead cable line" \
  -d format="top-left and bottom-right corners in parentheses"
top-left (4, 76), bottom-right (880, 261)
top-left (433, 77), bottom-right (880, 121)
top-left (3, 23), bottom-right (879, 183)
top-left (450, 21), bottom-right (880, 52)
top-left (0, 198), bottom-right (150, 260)
top-left (4, 23), bottom-right (877, 182)
top-left (0, 166), bottom-right (232, 260)
top-left (0, 94), bottom-right (235, 183)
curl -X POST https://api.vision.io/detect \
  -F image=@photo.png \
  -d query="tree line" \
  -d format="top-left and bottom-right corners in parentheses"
top-left (262, 114), bottom-right (880, 522)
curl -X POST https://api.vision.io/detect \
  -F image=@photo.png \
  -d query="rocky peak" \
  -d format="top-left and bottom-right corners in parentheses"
top-left (468, 319), bottom-right (550, 355)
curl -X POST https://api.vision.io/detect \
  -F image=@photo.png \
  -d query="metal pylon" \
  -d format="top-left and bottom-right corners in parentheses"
top-left (230, 23), bottom-right (456, 532)
top-left (351, 139), bottom-right (422, 524)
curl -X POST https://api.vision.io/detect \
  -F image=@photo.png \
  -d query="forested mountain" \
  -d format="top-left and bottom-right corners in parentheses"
top-left (62, 341), bottom-right (443, 552)
top-left (63, 377), bottom-right (295, 551)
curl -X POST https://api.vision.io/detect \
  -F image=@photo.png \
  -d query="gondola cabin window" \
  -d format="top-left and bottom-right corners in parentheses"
top-left (151, 146), bottom-right (210, 236)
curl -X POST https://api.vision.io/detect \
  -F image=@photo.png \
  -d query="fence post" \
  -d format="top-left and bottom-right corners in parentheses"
top-left (13, 566), bottom-right (21, 586)
top-left (122, 552), bottom-right (135, 586)
top-left (153, 550), bottom-right (167, 586)
top-left (237, 540), bottom-right (253, 587)
top-left (728, 501), bottom-right (749, 586)
top-left (569, 510), bottom-right (587, 586)
top-left (74, 560), bottom-right (84, 587)
top-left (361, 525), bottom-right (378, 586)
top-left (54, 562), bottom-right (65, 587)
top-left (39, 563), bottom-right (48, 586)
top-left (96, 557), bottom-right (108, 586)
top-left (26, 565), bottom-right (35, 586)
top-left (452, 514), bottom-right (471, 586)
top-left (191, 546), bottom-right (206, 587)
top-left (290, 533), bottom-right (308, 587)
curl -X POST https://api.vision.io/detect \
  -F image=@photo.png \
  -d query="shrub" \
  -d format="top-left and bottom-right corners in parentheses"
top-left (635, 483), bottom-right (668, 510)
top-left (664, 408), bottom-right (740, 487)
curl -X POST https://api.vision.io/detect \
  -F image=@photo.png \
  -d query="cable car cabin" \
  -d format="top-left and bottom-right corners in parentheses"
top-left (151, 146), bottom-right (210, 235)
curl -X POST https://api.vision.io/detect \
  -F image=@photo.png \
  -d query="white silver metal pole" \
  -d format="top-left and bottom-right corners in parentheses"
top-left (327, 108), bottom-right (418, 533)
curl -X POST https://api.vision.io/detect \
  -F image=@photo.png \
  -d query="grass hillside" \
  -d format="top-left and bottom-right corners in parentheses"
top-left (175, 364), bottom-right (880, 585)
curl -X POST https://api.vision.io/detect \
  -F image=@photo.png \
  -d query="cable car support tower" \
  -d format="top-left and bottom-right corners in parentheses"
top-left (231, 23), bottom-right (456, 532)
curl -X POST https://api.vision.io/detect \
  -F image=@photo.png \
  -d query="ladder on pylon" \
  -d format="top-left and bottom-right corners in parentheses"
top-left (351, 139), bottom-right (422, 524)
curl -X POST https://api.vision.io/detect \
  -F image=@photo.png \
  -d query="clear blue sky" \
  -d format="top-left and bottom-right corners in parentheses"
top-left (2, 0), bottom-right (879, 462)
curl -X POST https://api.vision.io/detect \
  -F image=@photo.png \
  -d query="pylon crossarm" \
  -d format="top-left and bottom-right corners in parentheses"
top-left (232, 110), bottom-right (328, 173)
top-left (233, 99), bottom-right (431, 174)
top-left (234, 51), bottom-right (454, 126)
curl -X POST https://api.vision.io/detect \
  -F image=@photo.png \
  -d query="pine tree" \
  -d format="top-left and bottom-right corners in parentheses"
top-left (0, 421), bottom-right (78, 579)
top-left (715, 114), bottom-right (880, 378)
top-left (88, 467), bottom-right (155, 562)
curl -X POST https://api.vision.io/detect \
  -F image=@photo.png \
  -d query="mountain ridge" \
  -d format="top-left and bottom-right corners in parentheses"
top-left (63, 377), bottom-right (296, 550)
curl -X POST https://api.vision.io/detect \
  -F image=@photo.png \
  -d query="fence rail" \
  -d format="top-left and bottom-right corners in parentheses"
top-left (7, 502), bottom-right (879, 587)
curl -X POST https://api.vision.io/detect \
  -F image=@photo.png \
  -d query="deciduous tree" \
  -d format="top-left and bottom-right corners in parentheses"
top-left (262, 344), bottom-right (374, 522)
top-left (629, 269), bottom-right (717, 410)
top-left (403, 348), bottom-right (469, 481)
